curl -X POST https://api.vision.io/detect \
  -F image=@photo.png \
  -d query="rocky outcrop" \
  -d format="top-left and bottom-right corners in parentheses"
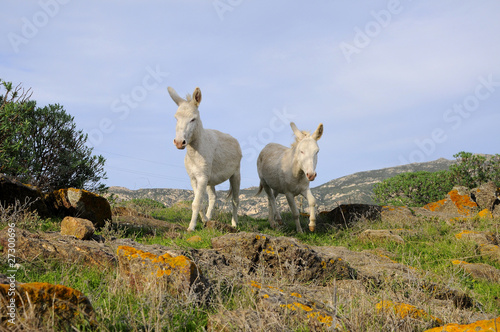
top-left (117, 245), bottom-right (208, 299)
top-left (0, 174), bottom-right (50, 216)
top-left (0, 282), bottom-right (96, 330)
top-left (60, 216), bottom-right (95, 240)
top-left (0, 175), bottom-right (112, 228)
top-left (45, 188), bottom-right (111, 228)
top-left (423, 183), bottom-right (500, 219)
top-left (425, 317), bottom-right (500, 332)
top-left (209, 232), bottom-right (355, 282)
top-left (0, 228), bottom-right (116, 268)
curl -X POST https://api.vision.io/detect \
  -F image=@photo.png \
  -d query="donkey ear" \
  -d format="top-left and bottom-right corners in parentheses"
top-left (167, 87), bottom-right (185, 106)
top-left (290, 122), bottom-right (305, 139)
top-left (193, 87), bottom-right (202, 106)
top-left (312, 123), bottom-right (323, 141)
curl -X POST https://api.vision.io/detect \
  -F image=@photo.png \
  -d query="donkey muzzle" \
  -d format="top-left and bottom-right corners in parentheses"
top-left (306, 172), bottom-right (317, 181)
top-left (173, 139), bottom-right (187, 150)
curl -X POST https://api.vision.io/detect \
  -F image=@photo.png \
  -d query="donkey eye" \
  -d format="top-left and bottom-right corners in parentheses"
top-left (190, 118), bottom-right (196, 123)
top-left (300, 150), bottom-right (304, 154)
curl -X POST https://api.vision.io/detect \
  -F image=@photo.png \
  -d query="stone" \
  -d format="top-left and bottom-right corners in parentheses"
top-left (454, 230), bottom-right (496, 246)
top-left (116, 245), bottom-right (208, 299)
top-left (452, 260), bottom-right (500, 283)
top-left (0, 282), bottom-right (96, 330)
top-left (358, 229), bottom-right (405, 244)
top-left (0, 174), bottom-right (50, 217)
top-left (210, 232), bottom-right (355, 283)
top-left (423, 187), bottom-right (479, 218)
top-left (376, 300), bottom-right (443, 325)
top-left (0, 228), bottom-right (116, 268)
top-left (471, 182), bottom-right (499, 212)
top-left (45, 188), bottom-right (111, 228)
top-left (319, 204), bottom-right (382, 228)
top-left (60, 216), bottom-right (95, 240)
top-left (424, 317), bottom-right (500, 332)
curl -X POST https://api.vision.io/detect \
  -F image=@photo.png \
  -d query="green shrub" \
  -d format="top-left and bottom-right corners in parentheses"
top-left (0, 79), bottom-right (107, 192)
top-left (449, 151), bottom-right (500, 189)
top-left (373, 170), bottom-right (454, 207)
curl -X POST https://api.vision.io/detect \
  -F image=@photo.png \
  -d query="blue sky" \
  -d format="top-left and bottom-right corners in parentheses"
top-left (1, 1), bottom-right (500, 191)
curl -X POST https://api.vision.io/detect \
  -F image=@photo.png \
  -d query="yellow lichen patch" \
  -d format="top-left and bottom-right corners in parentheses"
top-left (376, 301), bottom-right (442, 324)
top-left (307, 311), bottom-right (335, 327)
top-left (250, 280), bottom-right (262, 289)
top-left (452, 260), bottom-right (468, 265)
top-left (423, 199), bottom-right (447, 212)
top-left (449, 189), bottom-right (478, 216)
top-left (290, 292), bottom-right (302, 298)
top-left (477, 209), bottom-right (493, 219)
top-left (455, 230), bottom-right (481, 239)
top-left (424, 317), bottom-right (500, 332)
top-left (117, 246), bottom-right (196, 283)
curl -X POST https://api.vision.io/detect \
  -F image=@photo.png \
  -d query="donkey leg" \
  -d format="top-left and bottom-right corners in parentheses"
top-left (229, 172), bottom-right (240, 227)
top-left (188, 177), bottom-right (208, 232)
top-left (285, 193), bottom-right (303, 233)
top-left (262, 184), bottom-right (278, 229)
top-left (206, 185), bottom-right (217, 221)
top-left (273, 190), bottom-right (283, 225)
top-left (304, 189), bottom-right (317, 232)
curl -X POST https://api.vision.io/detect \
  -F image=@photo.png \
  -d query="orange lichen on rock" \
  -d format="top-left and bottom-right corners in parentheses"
top-left (117, 245), bottom-right (199, 293)
top-left (455, 230), bottom-right (481, 240)
top-left (424, 316), bottom-right (500, 332)
top-left (376, 300), bottom-right (442, 324)
top-left (424, 199), bottom-right (447, 212)
top-left (448, 189), bottom-right (478, 216)
top-left (0, 282), bottom-right (96, 329)
top-left (477, 209), bottom-right (493, 219)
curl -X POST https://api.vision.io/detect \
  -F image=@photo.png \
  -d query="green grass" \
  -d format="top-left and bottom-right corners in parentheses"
top-left (2, 197), bottom-right (500, 330)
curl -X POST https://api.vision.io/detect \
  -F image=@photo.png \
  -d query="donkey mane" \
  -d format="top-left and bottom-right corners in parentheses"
top-left (185, 93), bottom-right (193, 102)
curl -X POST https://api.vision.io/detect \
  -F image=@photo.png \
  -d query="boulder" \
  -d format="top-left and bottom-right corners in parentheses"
top-left (0, 282), bottom-right (96, 330)
top-left (454, 230), bottom-right (497, 246)
top-left (210, 232), bottom-right (355, 283)
top-left (116, 245), bottom-right (209, 299)
top-left (319, 204), bottom-right (382, 228)
top-left (0, 174), bottom-right (50, 217)
top-left (424, 187), bottom-right (479, 218)
top-left (0, 228), bottom-right (116, 268)
top-left (358, 229), bottom-right (405, 244)
top-left (45, 188), bottom-right (111, 228)
top-left (60, 216), bottom-right (95, 240)
top-left (471, 182), bottom-right (499, 212)
top-left (376, 300), bottom-right (443, 326)
top-left (452, 260), bottom-right (500, 283)
top-left (424, 317), bottom-right (500, 332)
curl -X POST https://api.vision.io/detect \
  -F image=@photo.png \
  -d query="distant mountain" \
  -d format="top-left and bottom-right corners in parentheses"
top-left (108, 158), bottom-right (455, 218)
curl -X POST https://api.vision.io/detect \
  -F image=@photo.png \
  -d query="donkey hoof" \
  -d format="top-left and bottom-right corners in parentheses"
top-left (309, 226), bottom-right (315, 232)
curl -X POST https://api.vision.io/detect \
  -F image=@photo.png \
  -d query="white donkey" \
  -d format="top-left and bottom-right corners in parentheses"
top-left (257, 122), bottom-right (323, 233)
top-left (168, 86), bottom-right (242, 232)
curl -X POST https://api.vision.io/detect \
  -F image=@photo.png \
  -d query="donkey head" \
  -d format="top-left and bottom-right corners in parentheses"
top-left (168, 86), bottom-right (202, 150)
top-left (291, 122), bottom-right (323, 181)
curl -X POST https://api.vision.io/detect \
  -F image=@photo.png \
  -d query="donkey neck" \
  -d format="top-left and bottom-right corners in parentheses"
top-left (289, 146), bottom-right (305, 179)
top-left (187, 119), bottom-right (205, 149)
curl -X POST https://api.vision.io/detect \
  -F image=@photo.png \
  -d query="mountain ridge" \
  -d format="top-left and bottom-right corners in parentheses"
top-left (108, 157), bottom-right (456, 217)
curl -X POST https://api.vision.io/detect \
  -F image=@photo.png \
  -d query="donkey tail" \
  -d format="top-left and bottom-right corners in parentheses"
top-left (255, 184), bottom-right (264, 197)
